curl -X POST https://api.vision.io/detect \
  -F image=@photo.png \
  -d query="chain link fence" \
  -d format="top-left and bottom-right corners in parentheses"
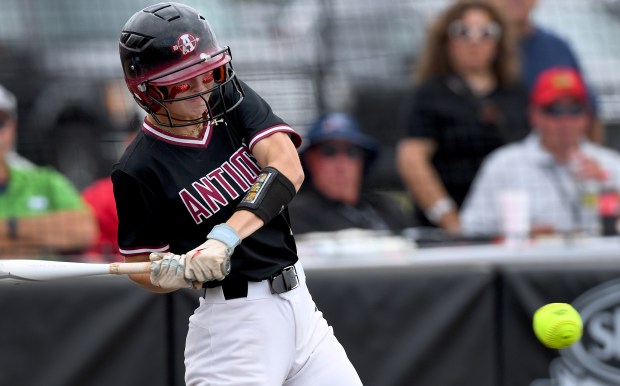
top-left (0, 0), bottom-right (618, 191)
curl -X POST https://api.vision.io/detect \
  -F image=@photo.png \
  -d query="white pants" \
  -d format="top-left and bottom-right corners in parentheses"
top-left (185, 261), bottom-right (363, 386)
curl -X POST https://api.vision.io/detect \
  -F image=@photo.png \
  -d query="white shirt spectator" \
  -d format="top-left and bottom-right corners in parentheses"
top-left (460, 133), bottom-right (620, 236)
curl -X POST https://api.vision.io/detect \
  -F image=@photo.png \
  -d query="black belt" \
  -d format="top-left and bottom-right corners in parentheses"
top-left (210, 265), bottom-right (300, 300)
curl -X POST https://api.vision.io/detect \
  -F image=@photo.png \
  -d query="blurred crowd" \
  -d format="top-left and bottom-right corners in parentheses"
top-left (1, 0), bottom-right (620, 261)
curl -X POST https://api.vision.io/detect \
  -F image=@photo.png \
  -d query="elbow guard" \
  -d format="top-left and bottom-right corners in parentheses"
top-left (235, 166), bottom-right (296, 224)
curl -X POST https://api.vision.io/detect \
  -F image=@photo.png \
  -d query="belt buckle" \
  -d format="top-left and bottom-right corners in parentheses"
top-left (270, 265), bottom-right (299, 294)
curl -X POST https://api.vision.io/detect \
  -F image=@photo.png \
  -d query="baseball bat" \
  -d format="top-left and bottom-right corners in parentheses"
top-left (0, 259), bottom-right (151, 282)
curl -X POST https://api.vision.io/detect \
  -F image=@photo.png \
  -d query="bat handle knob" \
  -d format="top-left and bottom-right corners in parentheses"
top-left (221, 257), bottom-right (231, 277)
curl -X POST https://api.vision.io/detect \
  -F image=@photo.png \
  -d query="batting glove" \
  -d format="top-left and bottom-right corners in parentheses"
top-left (185, 224), bottom-right (239, 282)
top-left (149, 252), bottom-right (194, 289)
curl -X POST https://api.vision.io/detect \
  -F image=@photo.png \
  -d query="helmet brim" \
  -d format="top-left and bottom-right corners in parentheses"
top-left (150, 52), bottom-right (230, 86)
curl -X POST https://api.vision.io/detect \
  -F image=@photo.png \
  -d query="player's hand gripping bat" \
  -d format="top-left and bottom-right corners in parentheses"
top-left (0, 257), bottom-right (231, 284)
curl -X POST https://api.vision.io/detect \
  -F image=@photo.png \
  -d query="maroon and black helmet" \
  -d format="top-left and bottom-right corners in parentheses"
top-left (119, 2), bottom-right (243, 127)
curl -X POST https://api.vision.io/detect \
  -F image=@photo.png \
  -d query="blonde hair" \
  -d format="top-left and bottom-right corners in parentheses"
top-left (414, 0), bottom-right (519, 87)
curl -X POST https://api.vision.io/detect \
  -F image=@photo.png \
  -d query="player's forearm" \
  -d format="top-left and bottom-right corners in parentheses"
top-left (225, 165), bottom-right (302, 240)
top-left (225, 210), bottom-right (267, 240)
top-left (0, 210), bottom-right (98, 252)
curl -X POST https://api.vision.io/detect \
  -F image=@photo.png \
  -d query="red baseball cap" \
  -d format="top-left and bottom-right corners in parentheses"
top-left (530, 67), bottom-right (587, 107)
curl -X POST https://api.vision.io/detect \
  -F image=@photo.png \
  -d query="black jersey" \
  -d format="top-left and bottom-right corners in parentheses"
top-left (112, 80), bottom-right (302, 281)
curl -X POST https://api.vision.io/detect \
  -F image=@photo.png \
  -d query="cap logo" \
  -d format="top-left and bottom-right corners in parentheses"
top-left (323, 115), bottom-right (351, 133)
top-left (551, 73), bottom-right (575, 91)
top-left (173, 33), bottom-right (200, 55)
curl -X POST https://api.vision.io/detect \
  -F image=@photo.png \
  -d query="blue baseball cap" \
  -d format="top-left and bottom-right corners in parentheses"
top-left (300, 113), bottom-right (379, 175)
top-left (303, 112), bottom-right (377, 158)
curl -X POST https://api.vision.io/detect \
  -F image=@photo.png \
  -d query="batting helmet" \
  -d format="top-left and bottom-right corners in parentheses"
top-left (119, 2), bottom-right (244, 127)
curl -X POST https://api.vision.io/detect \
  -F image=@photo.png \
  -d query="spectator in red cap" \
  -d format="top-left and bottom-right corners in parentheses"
top-left (489, 0), bottom-right (605, 144)
top-left (460, 67), bottom-right (620, 237)
top-left (288, 112), bottom-right (413, 235)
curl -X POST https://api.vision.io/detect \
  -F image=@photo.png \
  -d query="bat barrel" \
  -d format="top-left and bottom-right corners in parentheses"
top-left (0, 260), bottom-right (111, 281)
top-left (0, 260), bottom-right (151, 282)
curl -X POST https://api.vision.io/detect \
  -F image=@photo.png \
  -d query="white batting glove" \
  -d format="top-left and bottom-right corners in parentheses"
top-left (149, 252), bottom-right (193, 289)
top-left (185, 224), bottom-right (239, 282)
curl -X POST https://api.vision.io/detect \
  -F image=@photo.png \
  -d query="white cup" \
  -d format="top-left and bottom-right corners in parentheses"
top-left (498, 189), bottom-right (531, 248)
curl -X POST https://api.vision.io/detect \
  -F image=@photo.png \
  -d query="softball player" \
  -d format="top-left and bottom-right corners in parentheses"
top-left (114, 3), bottom-right (362, 385)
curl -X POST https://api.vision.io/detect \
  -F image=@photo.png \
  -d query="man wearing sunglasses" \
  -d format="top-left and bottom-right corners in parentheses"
top-left (0, 83), bottom-right (96, 257)
top-left (461, 67), bottom-right (620, 238)
top-left (489, 0), bottom-right (604, 144)
top-left (288, 112), bottom-right (412, 235)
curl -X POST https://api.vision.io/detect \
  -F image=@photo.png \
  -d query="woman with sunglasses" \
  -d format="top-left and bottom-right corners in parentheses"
top-left (397, 0), bottom-right (530, 236)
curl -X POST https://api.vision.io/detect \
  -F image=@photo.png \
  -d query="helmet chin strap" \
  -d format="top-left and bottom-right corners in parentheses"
top-left (151, 111), bottom-right (209, 128)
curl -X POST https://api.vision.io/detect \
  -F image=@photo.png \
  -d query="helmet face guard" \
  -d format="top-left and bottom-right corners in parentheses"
top-left (119, 3), bottom-right (244, 127)
top-left (139, 46), bottom-right (244, 127)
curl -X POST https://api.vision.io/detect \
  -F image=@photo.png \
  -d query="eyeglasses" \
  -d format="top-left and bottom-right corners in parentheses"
top-left (541, 103), bottom-right (587, 117)
top-left (316, 143), bottom-right (364, 159)
top-left (169, 71), bottom-right (220, 98)
top-left (448, 21), bottom-right (501, 42)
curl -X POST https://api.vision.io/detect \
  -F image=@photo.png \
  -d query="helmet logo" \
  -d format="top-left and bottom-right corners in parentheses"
top-left (173, 33), bottom-right (200, 55)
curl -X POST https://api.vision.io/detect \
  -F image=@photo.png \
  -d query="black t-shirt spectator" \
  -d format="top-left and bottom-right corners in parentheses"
top-left (405, 75), bottom-right (530, 226)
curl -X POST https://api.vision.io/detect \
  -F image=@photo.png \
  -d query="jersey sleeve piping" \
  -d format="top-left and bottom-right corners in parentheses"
top-left (247, 125), bottom-right (302, 152)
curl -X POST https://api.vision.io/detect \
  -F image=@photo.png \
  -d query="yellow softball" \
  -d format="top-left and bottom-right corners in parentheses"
top-left (533, 303), bottom-right (583, 349)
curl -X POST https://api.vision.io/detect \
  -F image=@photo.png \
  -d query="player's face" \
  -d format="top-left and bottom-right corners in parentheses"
top-left (305, 140), bottom-right (365, 206)
top-left (164, 72), bottom-right (216, 120)
top-left (532, 98), bottom-right (590, 157)
top-left (447, 9), bottom-right (500, 74)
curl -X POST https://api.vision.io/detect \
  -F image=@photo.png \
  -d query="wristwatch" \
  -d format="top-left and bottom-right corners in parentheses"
top-left (425, 198), bottom-right (456, 224)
